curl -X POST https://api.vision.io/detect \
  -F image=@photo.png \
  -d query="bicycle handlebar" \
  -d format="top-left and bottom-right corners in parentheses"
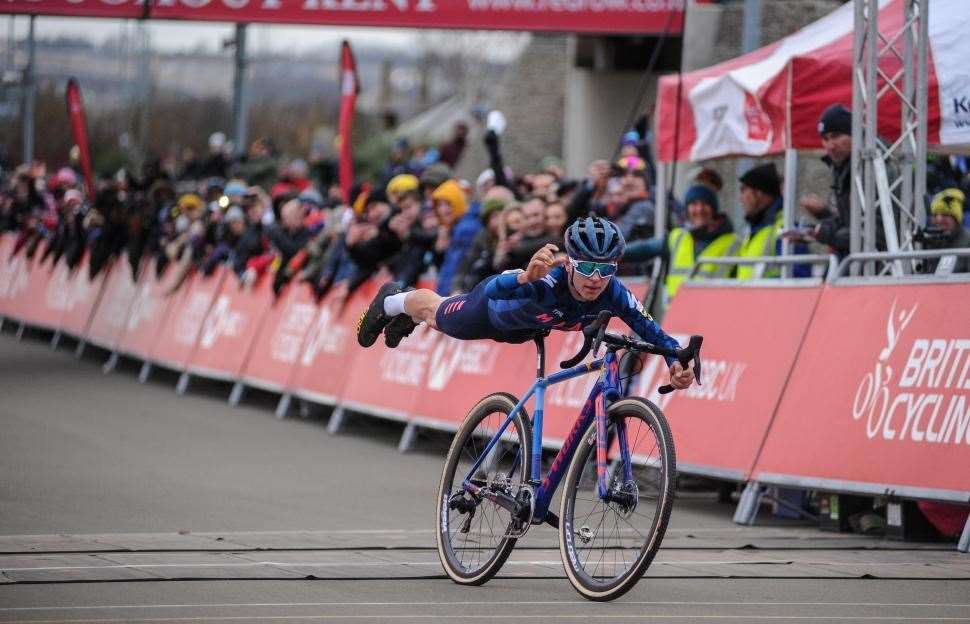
top-left (558, 311), bottom-right (704, 395)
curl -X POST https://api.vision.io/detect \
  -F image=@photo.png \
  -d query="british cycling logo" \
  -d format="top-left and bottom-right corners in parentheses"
top-left (300, 302), bottom-right (349, 365)
top-left (125, 281), bottom-right (161, 331)
top-left (198, 294), bottom-right (246, 349)
top-left (45, 264), bottom-right (94, 312)
top-left (174, 291), bottom-right (216, 346)
top-left (852, 299), bottom-right (970, 445)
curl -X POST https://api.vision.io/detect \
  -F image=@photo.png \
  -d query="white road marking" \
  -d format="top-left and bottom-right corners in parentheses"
top-left (1, 615), bottom-right (969, 623)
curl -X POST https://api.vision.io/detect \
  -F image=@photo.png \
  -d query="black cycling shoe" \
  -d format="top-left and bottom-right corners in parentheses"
top-left (384, 314), bottom-right (418, 349)
top-left (356, 281), bottom-right (404, 348)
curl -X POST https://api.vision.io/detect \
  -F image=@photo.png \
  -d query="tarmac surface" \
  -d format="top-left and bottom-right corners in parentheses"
top-left (1, 326), bottom-right (968, 623)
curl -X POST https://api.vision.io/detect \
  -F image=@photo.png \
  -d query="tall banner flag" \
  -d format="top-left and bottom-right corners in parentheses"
top-left (66, 78), bottom-right (95, 201)
top-left (338, 40), bottom-right (359, 204)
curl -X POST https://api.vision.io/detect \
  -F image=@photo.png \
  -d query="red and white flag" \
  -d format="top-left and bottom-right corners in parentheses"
top-left (338, 41), bottom-right (360, 205)
top-left (65, 78), bottom-right (95, 201)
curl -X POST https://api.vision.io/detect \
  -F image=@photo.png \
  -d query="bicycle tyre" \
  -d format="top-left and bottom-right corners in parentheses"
top-left (558, 397), bottom-right (676, 601)
top-left (435, 392), bottom-right (532, 585)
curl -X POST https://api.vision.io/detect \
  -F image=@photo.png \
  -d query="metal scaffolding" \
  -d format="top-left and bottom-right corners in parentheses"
top-left (850, 0), bottom-right (929, 276)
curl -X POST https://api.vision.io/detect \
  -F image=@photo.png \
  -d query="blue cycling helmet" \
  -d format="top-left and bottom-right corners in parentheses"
top-left (564, 216), bottom-right (625, 262)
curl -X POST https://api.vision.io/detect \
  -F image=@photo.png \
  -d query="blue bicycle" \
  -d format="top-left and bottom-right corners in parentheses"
top-left (435, 311), bottom-right (703, 601)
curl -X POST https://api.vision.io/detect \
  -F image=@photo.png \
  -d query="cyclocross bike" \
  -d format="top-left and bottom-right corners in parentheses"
top-left (435, 310), bottom-right (703, 601)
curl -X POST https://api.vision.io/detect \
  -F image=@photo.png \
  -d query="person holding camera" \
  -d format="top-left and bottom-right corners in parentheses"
top-left (921, 188), bottom-right (970, 274)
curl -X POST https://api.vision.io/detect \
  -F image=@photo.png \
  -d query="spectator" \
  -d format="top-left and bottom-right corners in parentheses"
top-left (921, 188), bottom-right (970, 274)
top-left (431, 179), bottom-right (478, 295)
top-left (800, 104), bottom-right (852, 257)
top-left (202, 205), bottom-right (246, 275)
top-left (419, 163), bottom-right (452, 202)
top-left (612, 162), bottom-right (655, 241)
top-left (737, 162), bottom-right (784, 279)
top-left (623, 183), bottom-right (737, 299)
top-left (234, 138), bottom-right (278, 191)
top-left (545, 201), bottom-right (568, 242)
top-left (451, 196), bottom-right (508, 294)
top-left (567, 159), bottom-right (611, 222)
top-left (494, 197), bottom-right (558, 272)
top-left (386, 173), bottom-right (420, 206)
top-left (438, 122), bottom-right (469, 169)
top-left (233, 189), bottom-right (270, 281)
top-left (267, 199), bottom-right (312, 292)
top-left (199, 132), bottom-right (230, 179)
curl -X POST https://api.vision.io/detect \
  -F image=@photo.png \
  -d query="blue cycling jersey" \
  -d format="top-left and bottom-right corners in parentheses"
top-left (480, 267), bottom-right (680, 355)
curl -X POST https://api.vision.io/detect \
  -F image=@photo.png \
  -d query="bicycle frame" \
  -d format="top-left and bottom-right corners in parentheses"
top-left (461, 347), bottom-right (632, 523)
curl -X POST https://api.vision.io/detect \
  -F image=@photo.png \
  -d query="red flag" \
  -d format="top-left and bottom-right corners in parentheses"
top-left (338, 41), bottom-right (359, 205)
top-left (66, 78), bottom-right (95, 201)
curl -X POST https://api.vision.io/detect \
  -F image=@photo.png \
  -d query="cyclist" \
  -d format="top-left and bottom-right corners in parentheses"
top-left (357, 216), bottom-right (695, 389)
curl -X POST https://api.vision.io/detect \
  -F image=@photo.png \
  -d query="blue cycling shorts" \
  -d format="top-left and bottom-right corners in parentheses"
top-left (435, 276), bottom-right (536, 344)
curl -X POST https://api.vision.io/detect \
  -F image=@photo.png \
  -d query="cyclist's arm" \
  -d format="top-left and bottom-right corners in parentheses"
top-left (611, 282), bottom-right (680, 366)
top-left (484, 270), bottom-right (553, 302)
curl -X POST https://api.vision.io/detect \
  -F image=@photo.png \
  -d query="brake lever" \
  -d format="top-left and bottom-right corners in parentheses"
top-left (658, 335), bottom-right (703, 395)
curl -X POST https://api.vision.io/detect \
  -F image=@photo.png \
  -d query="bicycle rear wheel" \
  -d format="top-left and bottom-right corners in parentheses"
top-left (435, 392), bottom-right (532, 585)
top-left (558, 397), bottom-right (676, 601)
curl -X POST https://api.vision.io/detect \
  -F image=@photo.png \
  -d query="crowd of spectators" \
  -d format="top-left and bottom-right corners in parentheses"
top-left (3, 105), bottom-right (970, 310)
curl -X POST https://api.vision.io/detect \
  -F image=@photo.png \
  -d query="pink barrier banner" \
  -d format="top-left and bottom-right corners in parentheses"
top-left (752, 283), bottom-right (970, 502)
top-left (626, 284), bottom-right (823, 481)
top-left (10, 244), bottom-right (64, 330)
top-left (0, 1), bottom-right (687, 35)
top-left (57, 256), bottom-right (110, 338)
top-left (240, 281), bottom-right (318, 393)
top-left (409, 332), bottom-right (525, 431)
top-left (85, 258), bottom-right (139, 350)
top-left (149, 268), bottom-right (227, 370)
top-left (0, 235), bottom-right (29, 318)
top-left (184, 272), bottom-right (272, 381)
top-left (291, 285), bottom-right (366, 406)
top-left (115, 260), bottom-right (182, 360)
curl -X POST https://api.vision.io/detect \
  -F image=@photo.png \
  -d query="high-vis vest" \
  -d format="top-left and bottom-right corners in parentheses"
top-left (665, 228), bottom-right (740, 298)
top-left (737, 211), bottom-right (783, 280)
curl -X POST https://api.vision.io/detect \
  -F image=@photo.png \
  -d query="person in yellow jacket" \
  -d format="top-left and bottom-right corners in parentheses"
top-left (736, 163), bottom-right (785, 279)
top-left (621, 183), bottom-right (738, 300)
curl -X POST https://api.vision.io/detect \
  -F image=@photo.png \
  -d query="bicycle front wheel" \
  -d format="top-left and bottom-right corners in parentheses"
top-left (435, 392), bottom-right (532, 585)
top-left (558, 397), bottom-right (676, 601)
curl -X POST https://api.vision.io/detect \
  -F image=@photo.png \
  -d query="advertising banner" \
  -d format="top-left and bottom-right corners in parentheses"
top-left (240, 281), bottom-right (318, 393)
top-left (752, 283), bottom-right (970, 502)
top-left (56, 257), bottom-right (110, 338)
top-left (184, 272), bottom-right (273, 381)
top-left (0, 1), bottom-right (688, 35)
top-left (149, 268), bottom-right (226, 369)
top-left (85, 257), bottom-right (139, 350)
top-left (626, 284), bottom-right (823, 481)
top-left (290, 285), bottom-right (365, 406)
top-left (0, 235), bottom-right (30, 318)
top-left (16, 245), bottom-right (67, 331)
top-left (115, 260), bottom-right (182, 360)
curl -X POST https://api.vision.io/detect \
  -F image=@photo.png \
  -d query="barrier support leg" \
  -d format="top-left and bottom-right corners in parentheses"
top-left (103, 352), bottom-right (119, 374)
top-left (176, 372), bottom-right (191, 396)
top-left (139, 362), bottom-right (152, 383)
top-left (327, 405), bottom-right (346, 435)
top-left (959, 516), bottom-right (970, 553)
top-left (16, 322), bottom-right (25, 340)
top-left (0, 317), bottom-right (4, 332)
top-left (733, 481), bottom-right (764, 526)
top-left (51, 330), bottom-right (61, 349)
top-left (229, 382), bottom-right (245, 406)
top-left (275, 393), bottom-right (292, 419)
top-left (398, 422), bottom-right (418, 453)
top-left (74, 339), bottom-right (86, 359)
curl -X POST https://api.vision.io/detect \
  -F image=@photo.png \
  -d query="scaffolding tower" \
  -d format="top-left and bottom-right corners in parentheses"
top-left (851, 0), bottom-right (929, 275)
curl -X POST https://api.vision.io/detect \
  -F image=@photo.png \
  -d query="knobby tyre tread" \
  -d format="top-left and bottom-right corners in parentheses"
top-left (435, 391), bottom-right (532, 586)
top-left (558, 397), bottom-right (676, 601)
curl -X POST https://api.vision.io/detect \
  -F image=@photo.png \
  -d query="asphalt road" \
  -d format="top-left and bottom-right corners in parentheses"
top-left (1, 327), bottom-right (968, 623)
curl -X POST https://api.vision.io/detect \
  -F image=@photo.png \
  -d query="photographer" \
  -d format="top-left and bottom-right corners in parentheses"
top-left (920, 188), bottom-right (970, 274)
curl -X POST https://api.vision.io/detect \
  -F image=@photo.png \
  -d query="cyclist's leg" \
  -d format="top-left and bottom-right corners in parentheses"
top-left (402, 288), bottom-right (444, 329)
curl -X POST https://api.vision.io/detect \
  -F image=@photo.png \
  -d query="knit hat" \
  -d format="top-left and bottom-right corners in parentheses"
top-left (431, 179), bottom-right (468, 220)
top-left (818, 103), bottom-right (852, 136)
top-left (298, 188), bottom-right (324, 207)
top-left (225, 205), bottom-right (245, 222)
top-left (931, 188), bottom-right (965, 223)
top-left (739, 163), bottom-right (781, 198)
top-left (386, 173), bottom-right (419, 197)
top-left (479, 197), bottom-right (507, 225)
top-left (683, 184), bottom-right (720, 213)
top-left (420, 162), bottom-right (453, 188)
top-left (176, 193), bottom-right (205, 214)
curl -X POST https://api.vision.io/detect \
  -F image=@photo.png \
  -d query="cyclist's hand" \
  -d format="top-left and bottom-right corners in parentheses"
top-left (520, 243), bottom-right (567, 283)
top-left (668, 361), bottom-right (695, 390)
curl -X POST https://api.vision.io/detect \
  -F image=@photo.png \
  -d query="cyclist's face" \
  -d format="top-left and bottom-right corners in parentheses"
top-left (567, 263), bottom-right (612, 301)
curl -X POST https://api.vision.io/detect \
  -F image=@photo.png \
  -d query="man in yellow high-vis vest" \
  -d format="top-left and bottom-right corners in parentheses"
top-left (622, 183), bottom-right (737, 300)
top-left (736, 163), bottom-right (784, 280)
